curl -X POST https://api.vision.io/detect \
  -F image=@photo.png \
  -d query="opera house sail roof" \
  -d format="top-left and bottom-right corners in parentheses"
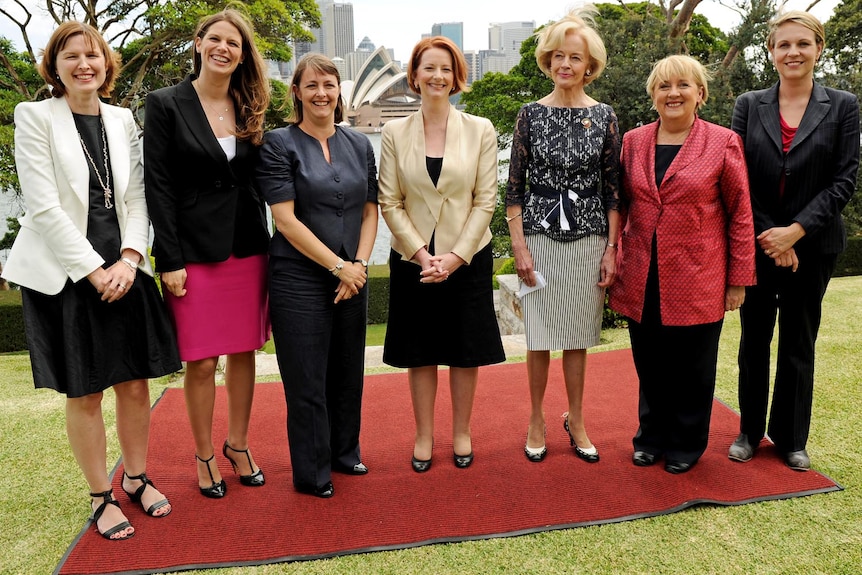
top-left (343, 47), bottom-right (419, 130)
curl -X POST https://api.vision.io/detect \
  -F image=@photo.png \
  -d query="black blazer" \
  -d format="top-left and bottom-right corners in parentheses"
top-left (144, 75), bottom-right (270, 272)
top-left (731, 82), bottom-right (860, 255)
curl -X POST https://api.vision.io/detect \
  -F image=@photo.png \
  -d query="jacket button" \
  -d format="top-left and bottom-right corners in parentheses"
top-left (336, 193), bottom-right (343, 199)
top-left (785, 170), bottom-right (791, 176)
top-left (214, 180), bottom-right (222, 188)
top-left (334, 176), bottom-right (341, 183)
top-left (336, 210), bottom-right (343, 217)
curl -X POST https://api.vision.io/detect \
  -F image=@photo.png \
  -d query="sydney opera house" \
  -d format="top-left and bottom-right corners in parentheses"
top-left (339, 47), bottom-right (420, 131)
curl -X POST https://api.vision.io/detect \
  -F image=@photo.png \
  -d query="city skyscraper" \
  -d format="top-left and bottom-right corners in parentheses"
top-left (431, 22), bottom-right (464, 52)
top-left (324, 2), bottom-right (355, 59)
top-left (488, 21), bottom-right (535, 73)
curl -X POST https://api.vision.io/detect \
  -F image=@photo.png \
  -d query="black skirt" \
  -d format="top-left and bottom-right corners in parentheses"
top-left (22, 275), bottom-right (182, 398)
top-left (383, 243), bottom-right (505, 368)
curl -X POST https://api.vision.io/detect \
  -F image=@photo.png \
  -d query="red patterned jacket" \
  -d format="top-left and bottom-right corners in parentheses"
top-left (609, 117), bottom-right (756, 326)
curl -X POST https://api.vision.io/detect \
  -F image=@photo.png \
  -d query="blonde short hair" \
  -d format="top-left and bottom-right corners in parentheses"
top-left (535, 5), bottom-right (607, 85)
top-left (646, 55), bottom-right (712, 109)
top-left (767, 10), bottom-right (825, 49)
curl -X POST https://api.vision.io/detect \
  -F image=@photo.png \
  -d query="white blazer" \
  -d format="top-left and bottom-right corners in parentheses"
top-left (2, 96), bottom-right (153, 295)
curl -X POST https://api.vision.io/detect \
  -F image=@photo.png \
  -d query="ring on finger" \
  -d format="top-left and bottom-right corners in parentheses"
top-left (118, 284), bottom-right (126, 290)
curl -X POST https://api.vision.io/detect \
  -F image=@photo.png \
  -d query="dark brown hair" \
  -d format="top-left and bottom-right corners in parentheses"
top-left (406, 36), bottom-right (469, 95)
top-left (289, 53), bottom-right (344, 124)
top-left (40, 21), bottom-right (120, 98)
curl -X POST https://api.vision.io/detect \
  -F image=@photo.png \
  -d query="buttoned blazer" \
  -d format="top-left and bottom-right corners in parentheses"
top-left (609, 117), bottom-right (756, 326)
top-left (731, 82), bottom-right (860, 255)
top-left (378, 106), bottom-right (496, 264)
top-left (143, 76), bottom-right (269, 273)
top-left (2, 97), bottom-right (153, 295)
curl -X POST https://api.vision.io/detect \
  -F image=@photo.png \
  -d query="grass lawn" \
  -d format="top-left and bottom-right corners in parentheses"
top-left (1, 277), bottom-right (861, 574)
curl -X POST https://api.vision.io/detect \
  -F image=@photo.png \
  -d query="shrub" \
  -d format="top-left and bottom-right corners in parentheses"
top-left (0, 289), bottom-right (26, 352)
top-left (835, 236), bottom-right (862, 277)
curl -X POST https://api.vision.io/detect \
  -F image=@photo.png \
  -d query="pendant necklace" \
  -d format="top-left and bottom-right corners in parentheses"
top-left (78, 119), bottom-right (113, 209)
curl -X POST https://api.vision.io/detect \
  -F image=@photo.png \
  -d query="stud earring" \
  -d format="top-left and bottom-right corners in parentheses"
top-left (585, 69), bottom-right (592, 77)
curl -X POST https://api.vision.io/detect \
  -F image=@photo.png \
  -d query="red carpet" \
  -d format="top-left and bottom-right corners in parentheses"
top-left (55, 349), bottom-right (840, 575)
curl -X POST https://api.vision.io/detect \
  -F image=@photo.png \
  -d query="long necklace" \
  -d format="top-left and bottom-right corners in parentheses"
top-left (78, 120), bottom-right (113, 209)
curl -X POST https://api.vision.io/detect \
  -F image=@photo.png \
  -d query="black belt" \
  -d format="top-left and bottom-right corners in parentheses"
top-left (529, 182), bottom-right (598, 230)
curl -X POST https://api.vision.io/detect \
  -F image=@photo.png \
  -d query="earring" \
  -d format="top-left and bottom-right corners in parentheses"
top-left (585, 70), bottom-right (592, 77)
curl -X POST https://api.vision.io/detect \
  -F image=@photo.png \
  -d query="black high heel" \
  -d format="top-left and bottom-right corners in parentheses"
top-left (411, 455), bottom-right (432, 473)
top-left (90, 489), bottom-right (134, 541)
top-left (453, 451), bottom-right (474, 468)
top-left (122, 472), bottom-right (171, 517)
top-left (563, 413), bottom-right (599, 463)
top-left (223, 440), bottom-right (265, 486)
top-left (524, 425), bottom-right (548, 462)
top-left (195, 453), bottom-right (227, 498)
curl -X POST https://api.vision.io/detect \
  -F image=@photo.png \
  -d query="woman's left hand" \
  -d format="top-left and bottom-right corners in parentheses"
top-left (97, 260), bottom-right (136, 303)
top-left (757, 223), bottom-right (805, 259)
top-left (420, 252), bottom-right (464, 284)
top-left (597, 246), bottom-right (617, 288)
top-left (333, 261), bottom-right (367, 303)
top-left (725, 285), bottom-right (746, 311)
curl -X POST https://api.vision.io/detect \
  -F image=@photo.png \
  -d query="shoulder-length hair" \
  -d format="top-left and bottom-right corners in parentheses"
top-left (646, 55), bottom-right (712, 109)
top-left (40, 21), bottom-right (121, 98)
top-left (535, 5), bottom-right (607, 85)
top-left (288, 53), bottom-right (344, 125)
top-left (406, 36), bottom-right (469, 95)
top-left (193, 9), bottom-right (270, 145)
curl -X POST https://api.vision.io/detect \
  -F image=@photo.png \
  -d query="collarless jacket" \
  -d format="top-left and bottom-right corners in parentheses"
top-left (3, 97), bottom-right (153, 295)
top-left (609, 117), bottom-right (756, 326)
top-left (143, 75), bottom-right (270, 273)
top-left (731, 82), bottom-right (860, 255)
top-left (377, 106), bottom-right (497, 264)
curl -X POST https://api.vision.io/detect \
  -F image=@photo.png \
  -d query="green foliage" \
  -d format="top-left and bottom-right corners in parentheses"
top-left (0, 290), bottom-right (26, 353)
top-left (0, 216), bottom-right (20, 250)
top-left (366, 274), bottom-right (390, 324)
top-left (835, 236), bottom-right (862, 276)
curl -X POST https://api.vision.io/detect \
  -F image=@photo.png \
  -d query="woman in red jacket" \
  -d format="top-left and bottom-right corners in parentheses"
top-left (609, 55), bottom-right (756, 474)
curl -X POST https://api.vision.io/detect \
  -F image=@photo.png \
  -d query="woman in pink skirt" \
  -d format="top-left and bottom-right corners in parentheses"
top-left (144, 9), bottom-right (271, 498)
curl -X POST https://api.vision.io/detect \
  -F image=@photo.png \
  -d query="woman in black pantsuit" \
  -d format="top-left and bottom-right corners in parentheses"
top-left (256, 54), bottom-right (378, 498)
top-left (729, 11), bottom-right (859, 471)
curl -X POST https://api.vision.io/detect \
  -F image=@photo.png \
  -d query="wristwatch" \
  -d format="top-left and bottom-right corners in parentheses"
top-left (353, 258), bottom-right (368, 267)
top-left (328, 257), bottom-right (344, 277)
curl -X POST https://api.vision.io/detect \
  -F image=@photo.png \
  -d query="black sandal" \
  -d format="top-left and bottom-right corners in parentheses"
top-left (90, 489), bottom-right (134, 541)
top-left (223, 440), bottom-right (265, 487)
top-left (122, 472), bottom-right (172, 517)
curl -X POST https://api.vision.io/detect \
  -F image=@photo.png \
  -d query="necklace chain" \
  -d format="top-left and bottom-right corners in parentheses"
top-left (78, 120), bottom-right (113, 209)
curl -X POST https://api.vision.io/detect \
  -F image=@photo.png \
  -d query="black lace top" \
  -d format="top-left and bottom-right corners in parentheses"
top-left (505, 102), bottom-right (621, 241)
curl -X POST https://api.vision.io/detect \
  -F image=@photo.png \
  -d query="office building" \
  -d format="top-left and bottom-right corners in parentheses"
top-left (431, 22), bottom-right (464, 52)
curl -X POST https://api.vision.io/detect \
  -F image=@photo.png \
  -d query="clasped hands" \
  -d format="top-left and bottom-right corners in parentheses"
top-left (334, 261), bottom-right (367, 303)
top-left (87, 258), bottom-right (138, 303)
top-left (758, 223), bottom-right (805, 272)
top-left (416, 249), bottom-right (464, 284)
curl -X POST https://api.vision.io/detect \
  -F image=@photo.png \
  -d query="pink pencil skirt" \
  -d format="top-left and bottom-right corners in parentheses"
top-left (165, 254), bottom-right (270, 362)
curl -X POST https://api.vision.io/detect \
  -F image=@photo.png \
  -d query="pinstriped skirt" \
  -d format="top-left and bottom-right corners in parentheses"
top-left (523, 233), bottom-right (605, 351)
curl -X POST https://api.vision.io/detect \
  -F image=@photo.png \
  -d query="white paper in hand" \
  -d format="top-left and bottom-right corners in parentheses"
top-left (517, 271), bottom-right (547, 299)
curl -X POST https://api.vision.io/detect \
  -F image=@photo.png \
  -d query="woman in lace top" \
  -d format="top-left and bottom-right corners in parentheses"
top-left (505, 6), bottom-right (620, 465)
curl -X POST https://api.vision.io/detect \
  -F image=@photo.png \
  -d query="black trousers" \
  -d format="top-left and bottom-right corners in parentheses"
top-left (269, 256), bottom-right (367, 489)
top-left (629, 316), bottom-right (724, 464)
top-left (737, 250), bottom-right (837, 452)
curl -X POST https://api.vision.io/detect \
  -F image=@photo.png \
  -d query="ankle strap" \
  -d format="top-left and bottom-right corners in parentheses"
top-left (89, 489), bottom-right (114, 499)
top-left (123, 471), bottom-right (150, 482)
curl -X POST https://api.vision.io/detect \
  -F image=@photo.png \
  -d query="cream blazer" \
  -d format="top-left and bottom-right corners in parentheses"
top-left (378, 106), bottom-right (496, 264)
top-left (2, 97), bottom-right (153, 295)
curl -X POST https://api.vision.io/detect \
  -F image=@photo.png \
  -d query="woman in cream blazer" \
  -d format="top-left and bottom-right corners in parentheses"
top-left (379, 36), bottom-right (504, 473)
top-left (2, 22), bottom-right (180, 541)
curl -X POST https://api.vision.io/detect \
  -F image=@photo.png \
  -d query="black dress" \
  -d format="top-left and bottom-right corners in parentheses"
top-left (21, 114), bottom-right (181, 398)
top-left (383, 156), bottom-right (505, 368)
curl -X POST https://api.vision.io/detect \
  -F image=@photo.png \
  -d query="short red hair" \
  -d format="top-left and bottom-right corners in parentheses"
top-left (406, 36), bottom-right (469, 95)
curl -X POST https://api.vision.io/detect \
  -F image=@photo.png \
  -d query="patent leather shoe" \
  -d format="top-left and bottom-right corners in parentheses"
top-left (222, 441), bottom-right (265, 487)
top-left (411, 456), bottom-right (432, 473)
top-left (664, 460), bottom-right (694, 474)
top-left (563, 415), bottom-right (599, 463)
top-left (784, 449), bottom-right (810, 471)
top-left (333, 462), bottom-right (369, 475)
top-left (295, 481), bottom-right (334, 498)
top-left (728, 434), bottom-right (755, 463)
top-left (195, 453), bottom-right (226, 498)
top-left (524, 444), bottom-right (548, 462)
top-left (632, 451), bottom-right (658, 467)
top-left (453, 451), bottom-right (474, 468)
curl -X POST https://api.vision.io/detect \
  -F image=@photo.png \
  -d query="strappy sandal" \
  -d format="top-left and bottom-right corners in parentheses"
top-left (122, 472), bottom-right (172, 517)
top-left (223, 440), bottom-right (265, 487)
top-left (90, 489), bottom-right (134, 541)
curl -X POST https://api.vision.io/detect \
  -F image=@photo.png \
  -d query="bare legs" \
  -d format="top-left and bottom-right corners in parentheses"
top-left (185, 351), bottom-right (258, 488)
top-left (409, 366), bottom-right (478, 460)
top-left (526, 349), bottom-right (593, 451)
top-left (66, 379), bottom-right (168, 540)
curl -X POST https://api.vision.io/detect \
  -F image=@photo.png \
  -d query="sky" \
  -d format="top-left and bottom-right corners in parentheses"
top-left (0, 0), bottom-right (844, 63)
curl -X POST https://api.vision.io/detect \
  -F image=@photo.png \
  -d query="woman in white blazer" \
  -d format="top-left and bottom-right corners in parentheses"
top-left (379, 36), bottom-right (505, 473)
top-left (2, 22), bottom-right (180, 540)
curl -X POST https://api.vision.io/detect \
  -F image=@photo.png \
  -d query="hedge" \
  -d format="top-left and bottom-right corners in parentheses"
top-left (0, 290), bottom-right (26, 353)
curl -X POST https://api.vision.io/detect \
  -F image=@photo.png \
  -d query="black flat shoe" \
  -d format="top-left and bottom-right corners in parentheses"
top-left (453, 452), bottom-right (474, 468)
top-left (195, 453), bottom-right (226, 498)
top-left (223, 441), bottom-right (265, 486)
top-left (411, 455), bottom-right (432, 473)
top-left (563, 415), bottom-right (599, 463)
top-left (122, 472), bottom-right (171, 517)
top-left (728, 433), bottom-right (755, 462)
top-left (632, 451), bottom-right (658, 467)
top-left (333, 462), bottom-right (369, 475)
top-left (664, 460), bottom-right (694, 474)
top-left (295, 481), bottom-right (334, 498)
top-left (784, 449), bottom-right (810, 471)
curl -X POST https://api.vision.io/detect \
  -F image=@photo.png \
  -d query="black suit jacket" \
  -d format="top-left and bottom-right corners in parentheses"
top-left (731, 82), bottom-right (860, 255)
top-left (144, 75), bottom-right (270, 272)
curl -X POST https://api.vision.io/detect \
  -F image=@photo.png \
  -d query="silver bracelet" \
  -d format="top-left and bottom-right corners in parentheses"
top-left (121, 257), bottom-right (139, 271)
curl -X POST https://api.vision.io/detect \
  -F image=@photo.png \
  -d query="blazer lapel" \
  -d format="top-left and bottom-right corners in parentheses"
top-left (174, 76), bottom-right (229, 163)
top-left (409, 111), bottom-right (444, 219)
top-left (660, 116), bottom-right (704, 187)
top-left (756, 84), bottom-right (783, 152)
top-left (790, 82), bottom-right (831, 152)
top-left (50, 97), bottom-right (89, 208)
top-left (435, 105), bottom-right (461, 197)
